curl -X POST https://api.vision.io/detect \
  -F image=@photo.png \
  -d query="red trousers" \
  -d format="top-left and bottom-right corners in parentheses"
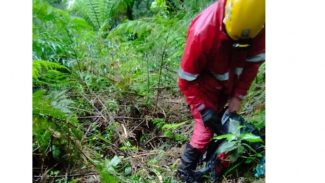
top-left (189, 93), bottom-right (228, 151)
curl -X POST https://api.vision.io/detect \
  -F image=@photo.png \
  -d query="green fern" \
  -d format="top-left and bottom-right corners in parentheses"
top-left (108, 0), bottom-right (135, 18)
top-left (71, 0), bottom-right (135, 30)
top-left (86, 0), bottom-right (103, 29)
top-left (108, 19), bottom-right (154, 41)
top-left (33, 90), bottom-right (72, 121)
top-left (33, 60), bottom-right (70, 80)
top-left (33, 89), bottom-right (83, 161)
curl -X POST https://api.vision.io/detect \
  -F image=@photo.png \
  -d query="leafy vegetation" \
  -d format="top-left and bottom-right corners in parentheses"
top-left (32, 0), bottom-right (265, 182)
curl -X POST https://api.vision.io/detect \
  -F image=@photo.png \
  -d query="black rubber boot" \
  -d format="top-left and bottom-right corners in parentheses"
top-left (177, 143), bottom-right (203, 183)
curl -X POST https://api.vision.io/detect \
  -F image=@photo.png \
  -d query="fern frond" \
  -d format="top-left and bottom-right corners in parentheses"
top-left (108, 18), bottom-right (154, 41)
top-left (109, 0), bottom-right (134, 18)
top-left (33, 89), bottom-right (78, 123)
top-left (72, 0), bottom-right (135, 30)
top-left (33, 90), bottom-right (67, 120)
top-left (86, 0), bottom-right (102, 29)
top-left (33, 60), bottom-right (70, 80)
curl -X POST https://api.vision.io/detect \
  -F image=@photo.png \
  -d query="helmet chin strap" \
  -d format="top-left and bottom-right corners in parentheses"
top-left (232, 43), bottom-right (251, 48)
top-left (232, 39), bottom-right (252, 49)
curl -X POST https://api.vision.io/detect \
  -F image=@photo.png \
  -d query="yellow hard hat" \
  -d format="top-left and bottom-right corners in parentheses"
top-left (223, 0), bottom-right (265, 40)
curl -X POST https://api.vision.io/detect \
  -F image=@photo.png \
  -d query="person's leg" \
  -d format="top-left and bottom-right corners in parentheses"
top-left (177, 143), bottom-right (202, 182)
top-left (189, 108), bottom-right (213, 150)
top-left (177, 107), bottom-right (214, 182)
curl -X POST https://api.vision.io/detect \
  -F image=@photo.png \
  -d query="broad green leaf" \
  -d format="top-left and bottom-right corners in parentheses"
top-left (162, 122), bottom-right (186, 130)
top-left (216, 141), bottom-right (237, 154)
top-left (106, 155), bottom-right (122, 172)
top-left (110, 156), bottom-right (122, 167)
top-left (213, 133), bottom-right (236, 141)
top-left (240, 133), bottom-right (263, 143)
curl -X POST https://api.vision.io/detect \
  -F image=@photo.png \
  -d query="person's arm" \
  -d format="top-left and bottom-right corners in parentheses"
top-left (178, 24), bottom-right (216, 111)
top-left (230, 30), bottom-right (265, 112)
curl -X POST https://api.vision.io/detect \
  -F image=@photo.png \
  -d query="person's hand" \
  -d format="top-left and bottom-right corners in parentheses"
top-left (228, 97), bottom-right (241, 113)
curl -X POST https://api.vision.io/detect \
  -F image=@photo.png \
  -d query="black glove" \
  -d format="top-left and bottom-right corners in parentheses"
top-left (200, 108), bottom-right (221, 133)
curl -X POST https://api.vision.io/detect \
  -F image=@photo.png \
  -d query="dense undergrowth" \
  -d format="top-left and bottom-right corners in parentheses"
top-left (32, 0), bottom-right (265, 182)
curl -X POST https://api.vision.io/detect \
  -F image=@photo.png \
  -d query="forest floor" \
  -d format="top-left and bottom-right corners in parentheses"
top-left (34, 89), bottom-right (265, 183)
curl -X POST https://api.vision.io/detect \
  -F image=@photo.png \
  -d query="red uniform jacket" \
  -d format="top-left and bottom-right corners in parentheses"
top-left (178, 0), bottom-right (265, 112)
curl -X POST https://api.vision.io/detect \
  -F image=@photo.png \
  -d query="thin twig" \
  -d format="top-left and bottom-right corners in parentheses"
top-left (78, 116), bottom-right (101, 119)
top-left (64, 169), bottom-right (68, 183)
top-left (114, 116), bottom-right (143, 120)
top-left (33, 172), bottom-right (98, 179)
top-left (96, 96), bottom-right (114, 123)
top-left (79, 115), bottom-right (145, 120)
top-left (71, 138), bottom-right (96, 167)
top-left (144, 136), bottom-right (165, 146)
top-left (80, 93), bottom-right (108, 123)
top-left (155, 32), bottom-right (171, 111)
top-left (125, 151), bottom-right (160, 159)
top-left (129, 119), bottom-right (146, 133)
top-left (81, 122), bottom-right (98, 143)
top-left (121, 124), bottom-right (128, 138)
top-left (149, 141), bottom-right (155, 149)
top-left (157, 105), bottom-right (166, 118)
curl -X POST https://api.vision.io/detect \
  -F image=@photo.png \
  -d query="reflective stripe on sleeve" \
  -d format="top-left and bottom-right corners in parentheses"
top-left (246, 53), bottom-right (265, 62)
top-left (235, 67), bottom-right (243, 76)
top-left (178, 68), bottom-right (199, 81)
top-left (196, 103), bottom-right (205, 112)
top-left (212, 72), bottom-right (229, 81)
